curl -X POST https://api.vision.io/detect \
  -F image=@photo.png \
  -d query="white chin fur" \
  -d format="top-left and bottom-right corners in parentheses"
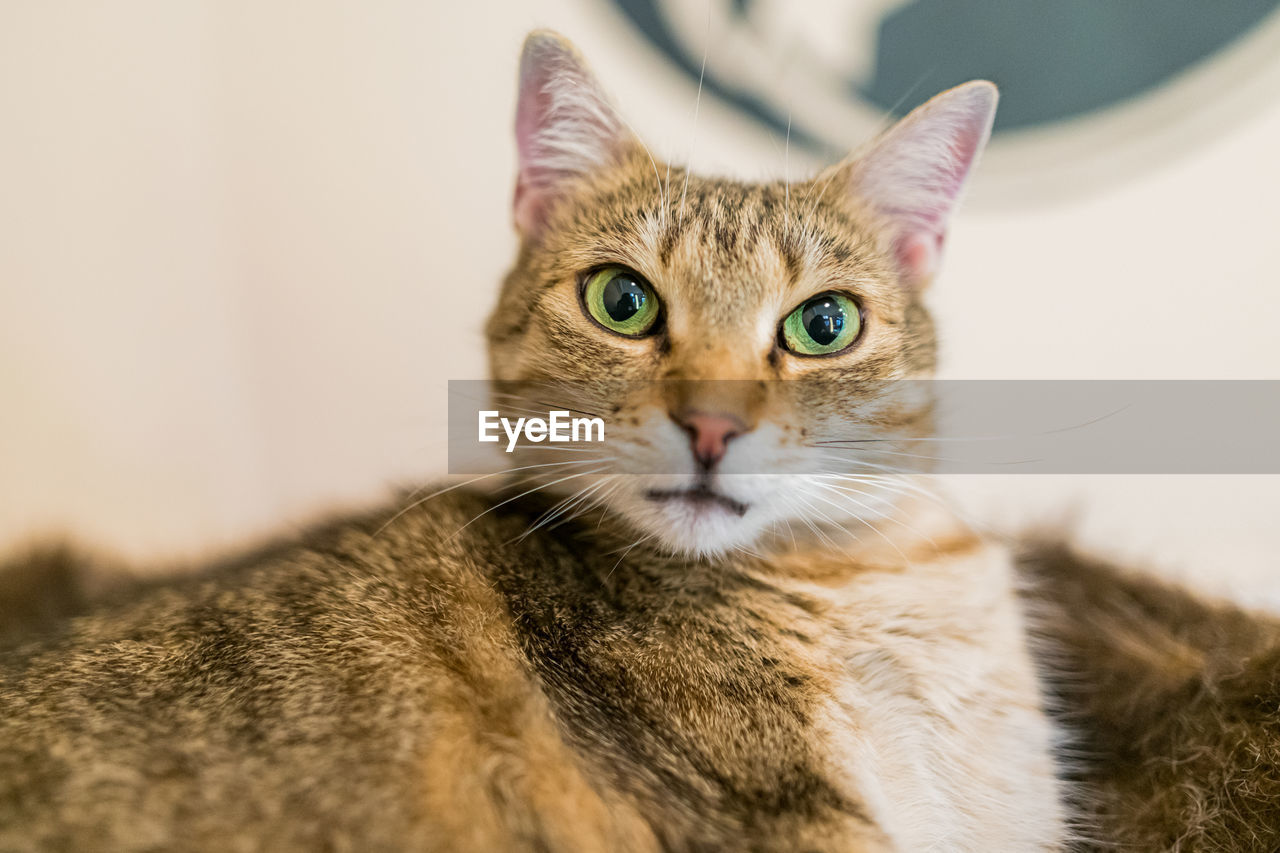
top-left (639, 497), bottom-right (770, 557)
top-left (610, 472), bottom-right (903, 558)
top-left (594, 474), bottom-right (821, 557)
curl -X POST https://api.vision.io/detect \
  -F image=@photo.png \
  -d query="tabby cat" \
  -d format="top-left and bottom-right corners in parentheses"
top-left (4, 30), bottom-right (1277, 853)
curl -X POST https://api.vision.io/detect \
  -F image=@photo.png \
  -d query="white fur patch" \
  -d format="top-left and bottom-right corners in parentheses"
top-left (777, 539), bottom-right (1066, 851)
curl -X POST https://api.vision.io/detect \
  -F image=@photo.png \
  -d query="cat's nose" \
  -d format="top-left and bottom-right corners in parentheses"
top-left (674, 411), bottom-right (744, 470)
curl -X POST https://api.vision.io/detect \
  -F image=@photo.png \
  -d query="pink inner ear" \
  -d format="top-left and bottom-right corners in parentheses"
top-left (854, 81), bottom-right (997, 288)
top-left (513, 60), bottom-right (557, 234)
top-left (514, 67), bottom-right (553, 172)
top-left (940, 123), bottom-right (986, 198)
top-left (895, 232), bottom-right (942, 283)
top-left (511, 35), bottom-right (627, 237)
top-left (512, 178), bottom-right (545, 236)
top-left (513, 84), bottom-right (552, 233)
top-left (902, 120), bottom-right (989, 233)
top-left (893, 126), bottom-right (981, 281)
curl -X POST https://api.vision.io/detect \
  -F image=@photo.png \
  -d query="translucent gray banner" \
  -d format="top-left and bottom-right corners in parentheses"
top-left (447, 380), bottom-right (1280, 474)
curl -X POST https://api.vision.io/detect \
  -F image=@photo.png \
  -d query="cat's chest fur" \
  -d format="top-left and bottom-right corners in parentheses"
top-left (775, 537), bottom-right (1065, 851)
top-left (492, 512), bottom-right (1065, 851)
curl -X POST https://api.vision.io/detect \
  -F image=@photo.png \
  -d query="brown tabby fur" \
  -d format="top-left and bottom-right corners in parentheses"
top-left (2, 30), bottom-right (1277, 853)
top-left (5, 537), bottom-right (1279, 850)
top-left (1021, 541), bottom-right (1280, 851)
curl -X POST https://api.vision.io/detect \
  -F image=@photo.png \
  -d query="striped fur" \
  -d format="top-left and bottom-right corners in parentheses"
top-left (0, 31), bottom-right (1074, 852)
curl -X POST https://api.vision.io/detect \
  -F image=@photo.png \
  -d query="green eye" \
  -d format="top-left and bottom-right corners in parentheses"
top-left (781, 292), bottom-right (862, 356)
top-left (582, 266), bottom-right (661, 337)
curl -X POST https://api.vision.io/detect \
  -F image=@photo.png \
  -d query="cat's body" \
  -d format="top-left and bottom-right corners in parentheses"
top-left (1, 30), bottom-right (1067, 851)
top-left (14, 28), bottom-right (1274, 853)
top-left (0, 490), bottom-right (1060, 852)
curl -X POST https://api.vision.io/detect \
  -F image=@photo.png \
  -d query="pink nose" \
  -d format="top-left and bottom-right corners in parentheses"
top-left (675, 412), bottom-right (744, 470)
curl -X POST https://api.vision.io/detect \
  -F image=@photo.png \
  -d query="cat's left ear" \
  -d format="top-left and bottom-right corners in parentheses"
top-left (846, 81), bottom-right (998, 289)
top-left (513, 31), bottom-right (635, 237)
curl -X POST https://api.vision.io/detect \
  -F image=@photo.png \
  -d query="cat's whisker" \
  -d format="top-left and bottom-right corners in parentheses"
top-left (800, 163), bottom-right (845, 231)
top-left (678, 0), bottom-right (711, 224)
top-left (873, 69), bottom-right (938, 139)
top-left (515, 474), bottom-right (616, 542)
top-left (788, 494), bottom-right (843, 550)
top-left (812, 481), bottom-right (938, 553)
top-left (781, 516), bottom-right (798, 551)
top-left (811, 474), bottom-right (902, 503)
top-left (500, 456), bottom-right (612, 495)
top-left (501, 458), bottom-right (596, 491)
top-left (792, 73), bottom-right (934, 236)
top-left (783, 111), bottom-right (792, 231)
top-left (814, 448), bottom-right (926, 473)
top-left (814, 403), bottom-right (1132, 445)
top-left (814, 470), bottom-right (993, 540)
top-left (814, 445), bottom-right (972, 471)
top-left (450, 391), bottom-right (568, 425)
top-left (546, 477), bottom-right (618, 534)
top-left (593, 479), bottom-right (627, 532)
top-left (449, 466), bottom-right (611, 540)
top-left (612, 110), bottom-right (668, 229)
top-left (809, 461), bottom-right (948, 511)
top-left (663, 158), bottom-right (674, 227)
top-left (513, 490), bottom-right (588, 542)
top-left (816, 473), bottom-right (942, 512)
top-left (605, 531), bottom-right (659, 579)
top-left (814, 436), bottom-right (1011, 445)
top-left (817, 470), bottom-right (937, 496)
top-left (805, 484), bottom-right (916, 566)
top-left (372, 458), bottom-right (605, 540)
top-left (812, 451), bottom-right (920, 479)
top-left (814, 441), bottom-right (1039, 468)
top-left (489, 389), bottom-right (606, 421)
top-left (478, 399), bottom-right (563, 420)
top-left (493, 379), bottom-right (576, 401)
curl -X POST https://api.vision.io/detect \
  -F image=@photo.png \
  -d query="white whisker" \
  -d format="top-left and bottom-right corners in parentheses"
top-left (679, 0), bottom-right (711, 223)
top-left (372, 458), bottom-right (604, 539)
top-left (807, 484), bottom-right (914, 566)
top-left (449, 466), bottom-right (611, 539)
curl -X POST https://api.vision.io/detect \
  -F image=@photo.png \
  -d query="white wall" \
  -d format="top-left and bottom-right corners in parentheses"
top-left (1, 2), bottom-right (1276, 603)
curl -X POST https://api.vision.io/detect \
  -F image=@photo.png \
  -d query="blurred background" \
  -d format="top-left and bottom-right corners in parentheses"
top-left (2, 1), bottom-right (1278, 604)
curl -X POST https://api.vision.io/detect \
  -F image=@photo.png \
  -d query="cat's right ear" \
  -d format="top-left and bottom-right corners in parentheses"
top-left (514, 31), bottom-right (633, 237)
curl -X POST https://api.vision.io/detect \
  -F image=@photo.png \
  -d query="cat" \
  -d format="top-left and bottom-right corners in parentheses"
top-left (10, 28), bottom-right (1271, 852)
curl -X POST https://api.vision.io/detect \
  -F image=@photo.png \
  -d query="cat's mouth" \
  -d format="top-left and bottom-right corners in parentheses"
top-left (645, 486), bottom-right (748, 517)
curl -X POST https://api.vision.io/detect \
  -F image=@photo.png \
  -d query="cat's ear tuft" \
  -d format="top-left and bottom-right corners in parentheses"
top-left (851, 81), bottom-right (997, 288)
top-left (514, 31), bottom-right (632, 236)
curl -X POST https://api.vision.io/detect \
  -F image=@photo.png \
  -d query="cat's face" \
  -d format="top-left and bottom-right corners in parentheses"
top-left (485, 32), bottom-right (995, 556)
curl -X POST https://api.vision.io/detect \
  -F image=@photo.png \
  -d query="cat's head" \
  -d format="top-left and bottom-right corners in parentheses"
top-left (485, 31), bottom-right (995, 557)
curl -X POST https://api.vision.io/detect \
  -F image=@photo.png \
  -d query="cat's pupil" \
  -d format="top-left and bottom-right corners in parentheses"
top-left (602, 274), bottom-right (646, 322)
top-left (802, 297), bottom-right (844, 345)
